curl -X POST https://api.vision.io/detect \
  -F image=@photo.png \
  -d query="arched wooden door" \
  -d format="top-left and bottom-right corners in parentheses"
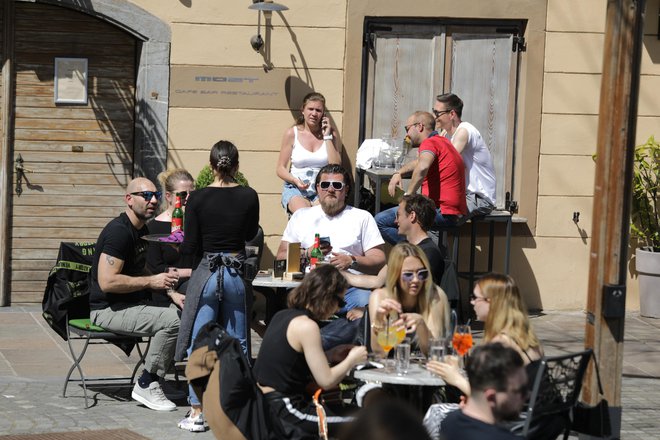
top-left (9, 2), bottom-right (137, 302)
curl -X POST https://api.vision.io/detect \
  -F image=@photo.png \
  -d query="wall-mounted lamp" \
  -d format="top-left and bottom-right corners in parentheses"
top-left (248, 0), bottom-right (289, 52)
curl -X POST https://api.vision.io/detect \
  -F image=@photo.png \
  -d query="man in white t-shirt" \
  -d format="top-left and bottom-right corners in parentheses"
top-left (277, 164), bottom-right (386, 348)
top-left (433, 93), bottom-right (497, 218)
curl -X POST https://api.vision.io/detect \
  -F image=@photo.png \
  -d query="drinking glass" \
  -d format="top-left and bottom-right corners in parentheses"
top-left (395, 340), bottom-right (411, 375)
top-left (376, 311), bottom-right (406, 370)
top-left (452, 325), bottom-right (473, 367)
top-left (165, 267), bottom-right (178, 295)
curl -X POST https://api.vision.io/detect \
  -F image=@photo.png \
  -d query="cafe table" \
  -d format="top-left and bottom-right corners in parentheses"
top-left (353, 362), bottom-right (445, 413)
top-left (252, 276), bottom-right (301, 324)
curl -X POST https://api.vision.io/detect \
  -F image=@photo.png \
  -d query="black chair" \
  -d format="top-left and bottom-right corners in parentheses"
top-left (520, 349), bottom-right (592, 440)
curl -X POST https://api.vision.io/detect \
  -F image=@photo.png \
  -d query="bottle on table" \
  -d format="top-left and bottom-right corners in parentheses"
top-left (171, 194), bottom-right (184, 234)
top-left (309, 233), bottom-right (323, 270)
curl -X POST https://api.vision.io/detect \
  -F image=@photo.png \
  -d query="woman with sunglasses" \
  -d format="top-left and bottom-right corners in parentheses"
top-left (276, 92), bottom-right (342, 214)
top-left (369, 242), bottom-right (450, 356)
top-left (146, 168), bottom-right (195, 307)
top-left (254, 264), bottom-right (367, 438)
top-left (174, 140), bottom-right (259, 432)
top-left (427, 273), bottom-right (543, 394)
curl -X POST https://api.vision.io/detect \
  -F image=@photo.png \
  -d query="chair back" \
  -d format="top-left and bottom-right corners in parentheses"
top-left (522, 349), bottom-right (593, 439)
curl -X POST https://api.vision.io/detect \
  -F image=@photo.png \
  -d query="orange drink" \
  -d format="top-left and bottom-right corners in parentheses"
top-left (452, 325), bottom-right (473, 357)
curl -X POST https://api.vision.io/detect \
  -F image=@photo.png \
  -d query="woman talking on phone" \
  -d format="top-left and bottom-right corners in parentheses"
top-left (276, 92), bottom-right (342, 214)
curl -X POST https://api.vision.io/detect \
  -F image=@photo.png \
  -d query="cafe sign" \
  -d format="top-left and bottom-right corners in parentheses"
top-left (170, 66), bottom-right (290, 109)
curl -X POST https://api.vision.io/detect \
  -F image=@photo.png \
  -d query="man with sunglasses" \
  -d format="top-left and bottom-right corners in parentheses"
top-left (377, 111), bottom-right (467, 244)
top-left (90, 177), bottom-right (181, 412)
top-left (439, 343), bottom-right (527, 440)
top-left (277, 164), bottom-right (386, 348)
top-left (434, 93), bottom-right (496, 218)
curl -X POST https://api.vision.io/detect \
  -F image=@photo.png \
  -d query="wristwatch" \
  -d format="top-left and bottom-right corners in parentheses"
top-left (349, 256), bottom-right (358, 270)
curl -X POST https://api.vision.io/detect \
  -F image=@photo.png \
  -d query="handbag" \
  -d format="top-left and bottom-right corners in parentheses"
top-left (571, 353), bottom-right (612, 437)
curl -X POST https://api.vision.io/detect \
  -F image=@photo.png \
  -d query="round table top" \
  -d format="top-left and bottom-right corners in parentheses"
top-left (252, 276), bottom-right (301, 289)
top-left (353, 362), bottom-right (445, 386)
top-left (141, 233), bottom-right (181, 243)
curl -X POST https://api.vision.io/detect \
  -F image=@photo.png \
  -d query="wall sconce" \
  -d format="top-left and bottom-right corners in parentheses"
top-left (248, 0), bottom-right (289, 52)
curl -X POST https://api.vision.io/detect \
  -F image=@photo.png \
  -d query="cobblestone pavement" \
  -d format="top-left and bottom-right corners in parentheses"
top-left (1, 305), bottom-right (658, 439)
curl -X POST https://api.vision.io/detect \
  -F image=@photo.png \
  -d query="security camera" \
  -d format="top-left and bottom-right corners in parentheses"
top-left (250, 34), bottom-right (264, 52)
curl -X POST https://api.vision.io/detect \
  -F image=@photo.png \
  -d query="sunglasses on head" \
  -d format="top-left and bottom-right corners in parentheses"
top-left (130, 191), bottom-right (162, 201)
top-left (401, 269), bottom-right (429, 282)
top-left (319, 181), bottom-right (345, 191)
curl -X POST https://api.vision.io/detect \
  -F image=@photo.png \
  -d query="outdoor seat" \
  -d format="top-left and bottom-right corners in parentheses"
top-left (63, 315), bottom-right (151, 408)
top-left (517, 348), bottom-right (592, 440)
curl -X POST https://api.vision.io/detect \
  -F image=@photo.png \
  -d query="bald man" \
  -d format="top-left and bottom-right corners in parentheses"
top-left (89, 177), bottom-right (180, 411)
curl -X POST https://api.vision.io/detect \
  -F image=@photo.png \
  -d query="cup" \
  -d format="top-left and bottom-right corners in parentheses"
top-left (165, 267), bottom-right (178, 295)
top-left (429, 342), bottom-right (446, 362)
top-left (395, 342), bottom-right (411, 375)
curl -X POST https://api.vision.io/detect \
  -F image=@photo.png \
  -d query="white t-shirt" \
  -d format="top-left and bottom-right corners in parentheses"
top-left (452, 121), bottom-right (497, 205)
top-left (281, 205), bottom-right (384, 274)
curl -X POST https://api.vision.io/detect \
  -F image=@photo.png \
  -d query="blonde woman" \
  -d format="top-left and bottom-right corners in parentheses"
top-left (427, 273), bottom-right (543, 395)
top-left (369, 242), bottom-right (450, 356)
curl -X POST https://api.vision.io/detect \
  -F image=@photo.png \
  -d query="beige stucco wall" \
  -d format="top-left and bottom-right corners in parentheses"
top-left (126, 0), bottom-right (658, 311)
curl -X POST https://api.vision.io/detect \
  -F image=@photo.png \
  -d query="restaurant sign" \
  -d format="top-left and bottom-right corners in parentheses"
top-left (170, 66), bottom-right (291, 109)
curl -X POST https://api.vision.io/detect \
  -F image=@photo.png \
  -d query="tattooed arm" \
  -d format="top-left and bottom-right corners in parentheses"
top-left (97, 252), bottom-right (177, 293)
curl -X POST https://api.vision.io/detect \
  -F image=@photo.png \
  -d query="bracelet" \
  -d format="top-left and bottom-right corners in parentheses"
top-left (371, 323), bottom-right (384, 334)
top-left (323, 135), bottom-right (333, 140)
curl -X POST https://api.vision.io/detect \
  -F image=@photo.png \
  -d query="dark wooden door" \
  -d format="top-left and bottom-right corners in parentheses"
top-left (10, 2), bottom-right (137, 302)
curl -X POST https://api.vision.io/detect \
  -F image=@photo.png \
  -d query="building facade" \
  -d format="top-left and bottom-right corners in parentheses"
top-left (0, 0), bottom-right (658, 309)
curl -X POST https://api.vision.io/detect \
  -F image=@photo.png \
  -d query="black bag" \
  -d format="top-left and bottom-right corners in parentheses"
top-left (42, 242), bottom-right (96, 340)
top-left (571, 354), bottom-right (612, 437)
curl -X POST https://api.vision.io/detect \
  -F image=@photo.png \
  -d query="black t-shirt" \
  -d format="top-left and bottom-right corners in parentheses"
top-left (90, 212), bottom-right (150, 310)
top-left (253, 309), bottom-right (313, 397)
top-left (180, 186), bottom-right (259, 267)
top-left (417, 237), bottom-right (445, 285)
top-left (440, 409), bottom-right (520, 440)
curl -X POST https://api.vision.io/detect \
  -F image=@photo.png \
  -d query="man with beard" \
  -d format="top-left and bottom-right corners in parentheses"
top-left (277, 164), bottom-right (386, 348)
top-left (440, 343), bottom-right (528, 440)
top-left (89, 177), bottom-right (181, 411)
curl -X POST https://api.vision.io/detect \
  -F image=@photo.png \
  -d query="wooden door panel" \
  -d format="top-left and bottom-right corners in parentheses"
top-left (10, 2), bottom-right (137, 302)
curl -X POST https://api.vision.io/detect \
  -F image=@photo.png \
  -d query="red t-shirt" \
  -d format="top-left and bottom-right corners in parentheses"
top-left (419, 135), bottom-right (467, 216)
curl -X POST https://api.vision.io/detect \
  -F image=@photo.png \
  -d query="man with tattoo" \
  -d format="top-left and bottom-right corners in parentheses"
top-left (89, 177), bottom-right (181, 411)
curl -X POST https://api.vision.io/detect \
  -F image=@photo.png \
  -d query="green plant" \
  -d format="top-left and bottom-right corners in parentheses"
top-left (195, 165), bottom-right (249, 189)
top-left (631, 136), bottom-right (660, 252)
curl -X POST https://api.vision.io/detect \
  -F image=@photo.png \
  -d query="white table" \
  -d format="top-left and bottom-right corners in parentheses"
top-left (354, 362), bottom-right (445, 413)
top-left (252, 276), bottom-right (301, 323)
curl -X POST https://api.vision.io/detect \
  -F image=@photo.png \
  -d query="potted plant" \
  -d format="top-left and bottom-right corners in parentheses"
top-left (632, 136), bottom-right (660, 318)
top-left (195, 165), bottom-right (249, 189)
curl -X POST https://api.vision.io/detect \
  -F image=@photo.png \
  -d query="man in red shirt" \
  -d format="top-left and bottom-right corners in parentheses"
top-left (376, 111), bottom-right (467, 244)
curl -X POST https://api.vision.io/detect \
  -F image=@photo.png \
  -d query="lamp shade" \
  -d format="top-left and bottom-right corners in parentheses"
top-left (248, 1), bottom-right (289, 11)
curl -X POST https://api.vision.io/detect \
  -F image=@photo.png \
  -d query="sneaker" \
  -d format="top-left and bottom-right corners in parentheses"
top-left (132, 381), bottom-right (177, 411)
top-left (178, 410), bottom-right (207, 432)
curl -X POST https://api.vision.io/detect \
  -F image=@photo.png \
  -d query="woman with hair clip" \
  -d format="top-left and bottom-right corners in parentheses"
top-left (276, 92), bottom-right (342, 214)
top-left (174, 140), bottom-right (259, 432)
top-left (254, 264), bottom-right (367, 439)
top-left (146, 168), bottom-right (195, 307)
top-left (369, 242), bottom-right (451, 357)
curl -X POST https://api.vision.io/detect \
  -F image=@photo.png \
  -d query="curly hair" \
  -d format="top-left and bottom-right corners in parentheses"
top-left (479, 273), bottom-right (540, 352)
top-left (287, 264), bottom-right (348, 320)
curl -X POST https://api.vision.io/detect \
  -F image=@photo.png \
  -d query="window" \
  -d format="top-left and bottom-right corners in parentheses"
top-left (361, 19), bottom-right (526, 210)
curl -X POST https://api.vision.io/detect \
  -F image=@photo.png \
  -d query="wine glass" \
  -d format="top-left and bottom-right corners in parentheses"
top-left (452, 325), bottom-right (473, 366)
top-left (376, 311), bottom-right (406, 370)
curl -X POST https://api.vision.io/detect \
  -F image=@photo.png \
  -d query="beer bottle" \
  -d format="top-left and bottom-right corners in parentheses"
top-left (310, 233), bottom-right (323, 270)
top-left (171, 194), bottom-right (184, 234)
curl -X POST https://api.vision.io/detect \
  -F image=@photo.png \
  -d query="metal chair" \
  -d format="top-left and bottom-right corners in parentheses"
top-left (521, 349), bottom-right (592, 440)
top-left (63, 313), bottom-right (151, 408)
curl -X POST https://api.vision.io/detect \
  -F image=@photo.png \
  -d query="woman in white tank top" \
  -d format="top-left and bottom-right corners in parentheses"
top-left (276, 92), bottom-right (342, 213)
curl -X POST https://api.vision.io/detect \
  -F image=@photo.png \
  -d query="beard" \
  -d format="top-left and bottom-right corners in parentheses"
top-left (320, 196), bottom-right (345, 217)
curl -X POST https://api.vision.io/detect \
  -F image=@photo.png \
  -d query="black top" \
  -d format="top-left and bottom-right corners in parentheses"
top-left (146, 219), bottom-right (184, 274)
top-left (180, 186), bottom-right (259, 268)
top-left (253, 309), bottom-right (313, 397)
top-left (90, 212), bottom-right (150, 310)
top-left (417, 237), bottom-right (445, 285)
top-left (440, 410), bottom-right (520, 440)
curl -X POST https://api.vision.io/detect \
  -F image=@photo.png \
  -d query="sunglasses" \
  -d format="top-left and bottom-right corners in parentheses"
top-left (432, 109), bottom-right (451, 118)
top-left (404, 122), bottom-right (420, 132)
top-left (401, 269), bottom-right (429, 282)
top-left (319, 181), bottom-right (345, 191)
top-left (470, 293), bottom-right (489, 302)
top-left (130, 191), bottom-right (162, 201)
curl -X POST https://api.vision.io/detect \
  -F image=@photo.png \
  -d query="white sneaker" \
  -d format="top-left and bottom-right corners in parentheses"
top-left (178, 410), bottom-right (208, 432)
top-left (132, 381), bottom-right (177, 411)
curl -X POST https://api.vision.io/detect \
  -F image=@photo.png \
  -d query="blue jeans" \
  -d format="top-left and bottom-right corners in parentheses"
top-left (187, 266), bottom-right (247, 406)
top-left (320, 287), bottom-right (370, 349)
top-left (375, 206), bottom-right (460, 245)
